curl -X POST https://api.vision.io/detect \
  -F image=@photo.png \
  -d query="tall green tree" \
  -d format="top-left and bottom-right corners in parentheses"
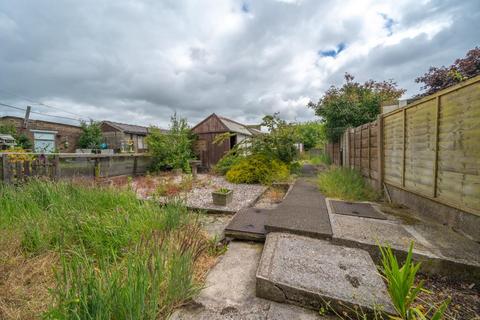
top-left (78, 120), bottom-right (103, 149)
top-left (308, 73), bottom-right (405, 141)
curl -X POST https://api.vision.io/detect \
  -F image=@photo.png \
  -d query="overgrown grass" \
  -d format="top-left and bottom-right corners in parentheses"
top-left (0, 179), bottom-right (210, 319)
top-left (317, 167), bottom-right (379, 201)
top-left (309, 153), bottom-right (331, 166)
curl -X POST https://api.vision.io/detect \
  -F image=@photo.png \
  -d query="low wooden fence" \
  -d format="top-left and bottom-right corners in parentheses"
top-left (1, 153), bottom-right (151, 183)
top-left (325, 75), bottom-right (480, 216)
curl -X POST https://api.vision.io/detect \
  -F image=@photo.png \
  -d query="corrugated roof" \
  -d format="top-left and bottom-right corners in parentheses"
top-left (0, 134), bottom-right (15, 140)
top-left (102, 121), bottom-right (149, 135)
top-left (218, 116), bottom-right (253, 136)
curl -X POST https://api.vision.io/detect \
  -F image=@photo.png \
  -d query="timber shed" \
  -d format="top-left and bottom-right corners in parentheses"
top-left (191, 113), bottom-right (262, 169)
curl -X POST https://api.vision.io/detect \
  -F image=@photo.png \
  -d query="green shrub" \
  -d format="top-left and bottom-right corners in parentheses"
top-left (226, 155), bottom-right (289, 185)
top-left (78, 120), bottom-right (103, 149)
top-left (213, 151), bottom-right (242, 175)
top-left (147, 113), bottom-right (195, 172)
top-left (317, 167), bottom-right (378, 201)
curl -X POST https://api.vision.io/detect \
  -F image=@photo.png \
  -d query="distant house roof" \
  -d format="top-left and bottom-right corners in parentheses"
top-left (0, 115), bottom-right (81, 128)
top-left (0, 134), bottom-right (16, 146)
top-left (102, 121), bottom-right (149, 135)
top-left (191, 113), bottom-right (263, 136)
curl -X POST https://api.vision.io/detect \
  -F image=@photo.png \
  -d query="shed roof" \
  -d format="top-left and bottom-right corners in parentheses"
top-left (102, 121), bottom-right (149, 135)
top-left (217, 116), bottom-right (253, 136)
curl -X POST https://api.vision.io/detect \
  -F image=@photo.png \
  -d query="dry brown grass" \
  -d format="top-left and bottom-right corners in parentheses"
top-left (0, 234), bottom-right (56, 320)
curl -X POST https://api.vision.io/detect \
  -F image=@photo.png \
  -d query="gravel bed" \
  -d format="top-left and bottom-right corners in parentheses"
top-left (184, 174), bottom-right (267, 213)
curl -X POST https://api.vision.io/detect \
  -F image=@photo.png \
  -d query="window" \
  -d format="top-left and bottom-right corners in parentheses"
top-left (31, 130), bottom-right (57, 153)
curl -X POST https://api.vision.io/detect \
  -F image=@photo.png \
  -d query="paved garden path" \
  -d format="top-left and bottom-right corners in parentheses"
top-left (225, 165), bottom-right (332, 240)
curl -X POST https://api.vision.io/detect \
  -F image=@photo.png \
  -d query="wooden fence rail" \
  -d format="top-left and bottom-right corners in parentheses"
top-left (1, 153), bottom-right (151, 184)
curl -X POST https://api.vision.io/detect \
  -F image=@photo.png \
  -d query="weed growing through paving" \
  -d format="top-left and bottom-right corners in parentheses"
top-left (317, 242), bottom-right (451, 320)
top-left (379, 242), bottom-right (450, 320)
top-left (317, 167), bottom-right (379, 201)
top-left (0, 179), bottom-right (213, 319)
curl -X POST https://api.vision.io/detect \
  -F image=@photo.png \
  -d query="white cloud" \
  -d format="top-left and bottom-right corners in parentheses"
top-left (0, 0), bottom-right (478, 128)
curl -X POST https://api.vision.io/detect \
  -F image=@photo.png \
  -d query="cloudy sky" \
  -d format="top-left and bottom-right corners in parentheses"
top-left (0, 0), bottom-right (478, 128)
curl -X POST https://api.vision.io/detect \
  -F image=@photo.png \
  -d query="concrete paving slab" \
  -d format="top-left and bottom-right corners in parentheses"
top-left (330, 200), bottom-right (386, 220)
top-left (171, 241), bottom-right (330, 320)
top-left (265, 204), bottom-right (332, 239)
top-left (329, 208), bottom-right (480, 282)
top-left (256, 233), bottom-right (394, 314)
top-left (225, 208), bottom-right (269, 241)
top-left (198, 213), bottom-right (234, 239)
top-left (264, 179), bottom-right (332, 239)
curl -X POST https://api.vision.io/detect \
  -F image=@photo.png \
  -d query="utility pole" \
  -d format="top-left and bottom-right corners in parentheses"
top-left (23, 105), bottom-right (31, 129)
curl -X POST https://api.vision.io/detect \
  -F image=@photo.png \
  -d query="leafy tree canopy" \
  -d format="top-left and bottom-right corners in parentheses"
top-left (78, 120), bottom-right (103, 149)
top-left (308, 73), bottom-right (405, 142)
top-left (415, 47), bottom-right (480, 96)
top-left (295, 121), bottom-right (326, 150)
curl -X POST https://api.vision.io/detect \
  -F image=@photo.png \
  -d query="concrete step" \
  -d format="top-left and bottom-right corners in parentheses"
top-left (256, 233), bottom-right (395, 315)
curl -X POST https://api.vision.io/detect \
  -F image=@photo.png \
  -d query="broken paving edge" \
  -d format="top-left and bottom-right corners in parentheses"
top-left (331, 237), bottom-right (480, 282)
top-left (256, 277), bottom-right (394, 317)
top-left (256, 233), bottom-right (395, 316)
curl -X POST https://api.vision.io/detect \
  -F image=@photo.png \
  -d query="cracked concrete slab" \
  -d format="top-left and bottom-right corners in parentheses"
top-left (170, 241), bottom-right (331, 320)
top-left (329, 204), bottom-right (480, 282)
top-left (256, 233), bottom-right (394, 315)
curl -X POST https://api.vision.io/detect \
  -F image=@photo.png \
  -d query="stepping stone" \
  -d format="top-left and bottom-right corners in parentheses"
top-left (256, 233), bottom-right (395, 315)
top-left (329, 200), bottom-right (386, 220)
top-left (225, 208), bottom-right (269, 241)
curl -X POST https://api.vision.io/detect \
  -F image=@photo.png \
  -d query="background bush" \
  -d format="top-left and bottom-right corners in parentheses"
top-left (225, 154), bottom-right (289, 185)
top-left (147, 113), bottom-right (195, 173)
top-left (213, 151), bottom-right (241, 175)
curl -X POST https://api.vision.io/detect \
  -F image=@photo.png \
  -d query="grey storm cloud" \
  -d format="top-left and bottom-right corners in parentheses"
top-left (0, 0), bottom-right (478, 128)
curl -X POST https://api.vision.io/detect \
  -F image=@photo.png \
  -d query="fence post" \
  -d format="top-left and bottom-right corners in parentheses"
top-left (53, 155), bottom-right (60, 181)
top-left (2, 154), bottom-right (10, 183)
top-left (368, 125), bottom-right (371, 178)
top-left (133, 156), bottom-right (138, 176)
top-left (401, 108), bottom-right (407, 187)
top-left (94, 157), bottom-right (100, 179)
top-left (377, 114), bottom-right (384, 190)
top-left (432, 96), bottom-right (440, 197)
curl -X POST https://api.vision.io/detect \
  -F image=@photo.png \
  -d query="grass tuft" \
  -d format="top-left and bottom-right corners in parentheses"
top-left (317, 167), bottom-right (379, 201)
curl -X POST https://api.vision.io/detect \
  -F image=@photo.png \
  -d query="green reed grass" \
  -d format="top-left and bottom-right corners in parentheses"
top-left (0, 179), bottom-right (208, 319)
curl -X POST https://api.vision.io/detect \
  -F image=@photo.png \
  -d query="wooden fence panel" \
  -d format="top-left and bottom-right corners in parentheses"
top-left (436, 80), bottom-right (480, 213)
top-left (404, 100), bottom-right (437, 196)
top-left (383, 112), bottom-right (404, 185)
top-left (382, 75), bottom-right (480, 215)
top-left (1, 154), bottom-right (152, 183)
